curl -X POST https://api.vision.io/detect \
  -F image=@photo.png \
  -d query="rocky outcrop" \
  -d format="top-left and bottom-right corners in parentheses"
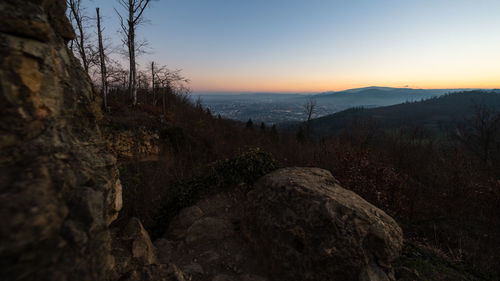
top-left (103, 127), bottom-right (160, 159)
top-left (0, 0), bottom-right (123, 280)
top-left (243, 167), bottom-right (403, 281)
top-left (111, 218), bottom-right (186, 281)
top-left (0, 2), bottom-right (186, 279)
top-left (159, 168), bottom-right (403, 281)
top-left (159, 191), bottom-right (270, 281)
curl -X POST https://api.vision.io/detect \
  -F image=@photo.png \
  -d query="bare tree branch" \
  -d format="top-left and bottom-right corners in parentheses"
top-left (115, 0), bottom-right (153, 106)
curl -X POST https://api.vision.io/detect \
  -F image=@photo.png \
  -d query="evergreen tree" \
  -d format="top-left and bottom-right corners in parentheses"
top-left (246, 118), bottom-right (253, 129)
top-left (296, 126), bottom-right (306, 142)
top-left (271, 124), bottom-right (277, 134)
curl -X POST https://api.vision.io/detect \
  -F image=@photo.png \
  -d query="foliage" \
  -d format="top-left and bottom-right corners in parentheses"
top-left (308, 91), bottom-right (500, 138)
top-left (330, 145), bottom-right (407, 217)
top-left (160, 126), bottom-right (189, 151)
top-left (151, 148), bottom-right (281, 238)
top-left (246, 118), bottom-right (254, 129)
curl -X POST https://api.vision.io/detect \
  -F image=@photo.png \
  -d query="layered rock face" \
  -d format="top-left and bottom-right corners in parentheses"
top-left (0, 0), bottom-right (122, 280)
top-left (243, 168), bottom-right (403, 281)
top-left (103, 127), bottom-right (160, 159)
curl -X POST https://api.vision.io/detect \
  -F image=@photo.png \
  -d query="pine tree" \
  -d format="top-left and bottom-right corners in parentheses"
top-left (246, 118), bottom-right (253, 129)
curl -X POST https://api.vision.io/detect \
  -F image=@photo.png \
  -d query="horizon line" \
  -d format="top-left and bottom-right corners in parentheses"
top-left (191, 86), bottom-right (497, 94)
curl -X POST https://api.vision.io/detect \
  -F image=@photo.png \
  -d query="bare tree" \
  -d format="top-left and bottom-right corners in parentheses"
top-left (456, 103), bottom-right (500, 166)
top-left (150, 61), bottom-right (164, 105)
top-left (155, 66), bottom-right (189, 114)
top-left (116, 0), bottom-right (152, 106)
top-left (67, 0), bottom-right (95, 74)
top-left (301, 97), bottom-right (317, 139)
top-left (96, 7), bottom-right (108, 110)
top-left (108, 64), bottom-right (129, 90)
top-left (151, 61), bottom-right (156, 104)
top-left (136, 69), bottom-right (150, 92)
top-left (304, 97), bottom-right (317, 122)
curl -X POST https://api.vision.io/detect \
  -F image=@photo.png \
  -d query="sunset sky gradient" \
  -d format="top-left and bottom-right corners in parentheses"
top-left (94, 0), bottom-right (500, 92)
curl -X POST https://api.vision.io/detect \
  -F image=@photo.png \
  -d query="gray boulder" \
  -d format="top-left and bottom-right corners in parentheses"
top-left (243, 167), bottom-right (403, 281)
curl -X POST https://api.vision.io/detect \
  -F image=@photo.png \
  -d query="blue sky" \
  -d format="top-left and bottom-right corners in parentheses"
top-left (90, 0), bottom-right (500, 92)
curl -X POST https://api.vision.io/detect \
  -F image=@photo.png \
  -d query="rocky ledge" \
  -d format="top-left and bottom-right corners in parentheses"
top-left (158, 167), bottom-right (403, 281)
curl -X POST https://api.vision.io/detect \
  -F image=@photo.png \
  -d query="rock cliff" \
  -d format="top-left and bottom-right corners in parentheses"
top-left (0, 0), bottom-right (121, 280)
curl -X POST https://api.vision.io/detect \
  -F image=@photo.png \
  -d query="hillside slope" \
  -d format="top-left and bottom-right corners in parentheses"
top-left (308, 91), bottom-right (500, 137)
top-left (312, 86), bottom-right (459, 106)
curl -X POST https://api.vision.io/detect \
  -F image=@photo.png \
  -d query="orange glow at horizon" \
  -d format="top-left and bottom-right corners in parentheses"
top-left (136, 0), bottom-right (500, 94)
top-left (191, 77), bottom-right (500, 93)
top-left (187, 48), bottom-right (500, 93)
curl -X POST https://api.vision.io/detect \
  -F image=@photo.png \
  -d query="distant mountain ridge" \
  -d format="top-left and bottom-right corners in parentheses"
top-left (315, 86), bottom-right (476, 96)
top-left (313, 86), bottom-right (467, 101)
top-left (307, 90), bottom-right (500, 137)
top-left (193, 87), bottom-right (489, 124)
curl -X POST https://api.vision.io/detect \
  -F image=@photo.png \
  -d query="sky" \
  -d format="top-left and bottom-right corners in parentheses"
top-left (90, 0), bottom-right (500, 93)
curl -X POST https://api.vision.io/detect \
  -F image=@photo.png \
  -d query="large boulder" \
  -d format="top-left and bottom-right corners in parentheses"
top-left (243, 167), bottom-right (403, 281)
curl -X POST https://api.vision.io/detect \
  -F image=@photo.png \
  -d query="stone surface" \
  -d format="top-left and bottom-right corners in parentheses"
top-left (166, 205), bottom-right (205, 240)
top-left (182, 262), bottom-right (205, 275)
top-left (120, 264), bottom-right (187, 281)
top-left (0, 0), bottom-right (122, 280)
top-left (103, 127), bottom-right (160, 159)
top-left (110, 217), bottom-right (188, 281)
top-left (154, 238), bottom-right (175, 263)
top-left (185, 217), bottom-right (234, 244)
top-left (212, 274), bottom-right (236, 281)
top-left (240, 274), bottom-right (268, 281)
top-left (122, 217), bottom-right (158, 265)
top-left (161, 191), bottom-right (270, 281)
top-left (243, 167), bottom-right (403, 281)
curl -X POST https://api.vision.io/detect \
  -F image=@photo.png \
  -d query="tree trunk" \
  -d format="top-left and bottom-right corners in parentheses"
top-left (69, 0), bottom-right (88, 74)
top-left (151, 61), bottom-right (155, 105)
top-left (128, 0), bottom-right (137, 106)
top-left (162, 86), bottom-right (166, 115)
top-left (96, 8), bottom-right (108, 111)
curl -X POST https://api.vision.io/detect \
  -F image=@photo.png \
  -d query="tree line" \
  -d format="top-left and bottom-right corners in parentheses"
top-left (66, 0), bottom-right (188, 110)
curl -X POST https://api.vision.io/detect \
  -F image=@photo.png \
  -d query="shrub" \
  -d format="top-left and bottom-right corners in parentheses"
top-left (208, 148), bottom-right (281, 187)
top-left (151, 148), bottom-right (281, 238)
top-left (160, 127), bottom-right (189, 151)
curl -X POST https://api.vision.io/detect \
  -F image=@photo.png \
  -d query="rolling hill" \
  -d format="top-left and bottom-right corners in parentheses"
top-left (307, 91), bottom-right (500, 137)
top-left (311, 86), bottom-right (469, 108)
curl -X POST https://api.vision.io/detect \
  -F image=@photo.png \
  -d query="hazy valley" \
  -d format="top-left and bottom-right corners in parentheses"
top-left (196, 87), bottom-right (468, 125)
